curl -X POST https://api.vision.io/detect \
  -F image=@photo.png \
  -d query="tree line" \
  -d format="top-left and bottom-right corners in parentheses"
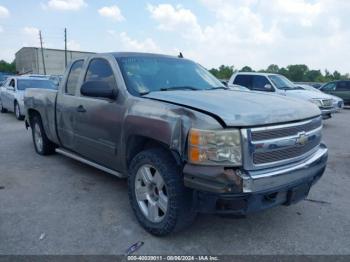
top-left (0, 60), bottom-right (16, 74)
top-left (209, 64), bottom-right (350, 83)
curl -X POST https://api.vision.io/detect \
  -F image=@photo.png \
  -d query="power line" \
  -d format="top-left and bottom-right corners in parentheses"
top-left (39, 30), bottom-right (47, 75)
top-left (64, 28), bottom-right (67, 67)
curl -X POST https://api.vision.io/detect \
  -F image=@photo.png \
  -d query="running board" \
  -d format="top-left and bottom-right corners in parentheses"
top-left (55, 148), bottom-right (124, 178)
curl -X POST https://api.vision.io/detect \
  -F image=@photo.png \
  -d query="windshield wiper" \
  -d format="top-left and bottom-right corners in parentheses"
top-left (206, 86), bottom-right (229, 90)
top-left (160, 86), bottom-right (200, 91)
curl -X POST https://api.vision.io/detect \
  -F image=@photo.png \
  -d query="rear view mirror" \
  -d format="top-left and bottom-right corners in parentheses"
top-left (81, 80), bottom-right (118, 99)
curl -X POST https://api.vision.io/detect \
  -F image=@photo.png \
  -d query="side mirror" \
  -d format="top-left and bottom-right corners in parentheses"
top-left (264, 84), bottom-right (274, 92)
top-left (81, 80), bottom-right (118, 99)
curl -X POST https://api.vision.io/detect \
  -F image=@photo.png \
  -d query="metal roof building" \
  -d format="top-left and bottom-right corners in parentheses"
top-left (15, 47), bottom-right (95, 75)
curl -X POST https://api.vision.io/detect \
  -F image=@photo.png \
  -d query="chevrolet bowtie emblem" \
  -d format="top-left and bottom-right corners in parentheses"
top-left (296, 132), bottom-right (308, 146)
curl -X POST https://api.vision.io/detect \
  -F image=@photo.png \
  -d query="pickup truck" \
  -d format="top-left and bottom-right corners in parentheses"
top-left (24, 52), bottom-right (328, 236)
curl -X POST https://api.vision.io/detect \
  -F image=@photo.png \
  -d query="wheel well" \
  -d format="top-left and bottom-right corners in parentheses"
top-left (126, 135), bottom-right (182, 168)
top-left (27, 109), bottom-right (41, 126)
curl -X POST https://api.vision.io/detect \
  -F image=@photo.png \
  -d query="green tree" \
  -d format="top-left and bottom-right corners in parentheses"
top-left (240, 66), bottom-right (253, 72)
top-left (286, 64), bottom-right (309, 81)
top-left (209, 65), bottom-right (236, 79)
top-left (0, 60), bottom-right (16, 74)
top-left (266, 64), bottom-right (280, 73)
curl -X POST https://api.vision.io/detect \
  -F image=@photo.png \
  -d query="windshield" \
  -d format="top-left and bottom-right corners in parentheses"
top-left (116, 56), bottom-right (224, 95)
top-left (17, 79), bottom-right (57, 90)
top-left (268, 75), bottom-right (302, 90)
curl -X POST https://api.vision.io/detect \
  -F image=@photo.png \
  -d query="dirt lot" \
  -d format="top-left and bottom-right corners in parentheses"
top-left (0, 110), bottom-right (349, 255)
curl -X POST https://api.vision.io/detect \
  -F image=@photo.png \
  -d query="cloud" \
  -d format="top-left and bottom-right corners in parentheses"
top-left (44, 0), bottom-right (86, 11)
top-left (98, 5), bottom-right (125, 22)
top-left (147, 1), bottom-right (350, 72)
top-left (0, 5), bottom-right (10, 18)
top-left (147, 4), bottom-right (203, 40)
top-left (22, 27), bottom-right (40, 46)
top-left (108, 31), bottom-right (160, 53)
top-left (67, 40), bottom-right (81, 50)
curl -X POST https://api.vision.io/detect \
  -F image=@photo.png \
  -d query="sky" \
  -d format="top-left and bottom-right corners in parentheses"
top-left (0, 0), bottom-right (350, 73)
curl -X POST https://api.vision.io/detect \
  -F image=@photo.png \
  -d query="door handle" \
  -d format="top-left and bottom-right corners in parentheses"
top-left (76, 105), bottom-right (86, 113)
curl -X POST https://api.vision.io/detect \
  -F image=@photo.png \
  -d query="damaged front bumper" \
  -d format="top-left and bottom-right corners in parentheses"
top-left (183, 144), bottom-right (328, 214)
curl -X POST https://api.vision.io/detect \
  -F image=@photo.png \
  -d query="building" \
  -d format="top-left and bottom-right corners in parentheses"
top-left (15, 47), bottom-right (95, 75)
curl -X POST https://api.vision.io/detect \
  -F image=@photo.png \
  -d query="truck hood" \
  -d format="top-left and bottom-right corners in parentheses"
top-left (285, 90), bottom-right (333, 100)
top-left (144, 90), bottom-right (321, 127)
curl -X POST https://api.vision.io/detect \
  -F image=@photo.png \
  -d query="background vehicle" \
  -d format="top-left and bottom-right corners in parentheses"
top-left (229, 84), bottom-right (250, 91)
top-left (24, 52), bottom-right (327, 236)
top-left (320, 80), bottom-right (350, 105)
top-left (229, 72), bottom-right (335, 119)
top-left (0, 76), bottom-right (56, 120)
top-left (297, 83), bottom-right (344, 111)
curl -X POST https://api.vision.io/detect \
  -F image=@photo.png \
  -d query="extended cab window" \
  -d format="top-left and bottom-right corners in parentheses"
top-left (233, 75), bottom-right (252, 89)
top-left (66, 60), bottom-right (84, 95)
top-left (84, 58), bottom-right (116, 89)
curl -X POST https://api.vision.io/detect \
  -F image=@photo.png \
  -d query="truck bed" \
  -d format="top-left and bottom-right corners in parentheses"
top-left (24, 88), bottom-right (58, 144)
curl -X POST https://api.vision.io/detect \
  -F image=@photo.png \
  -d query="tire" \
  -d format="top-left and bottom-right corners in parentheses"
top-left (31, 115), bottom-right (56, 155)
top-left (0, 100), bottom-right (7, 113)
top-left (14, 102), bottom-right (24, 120)
top-left (128, 148), bottom-right (196, 236)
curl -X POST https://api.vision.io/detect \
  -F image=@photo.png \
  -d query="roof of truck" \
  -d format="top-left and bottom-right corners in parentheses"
top-left (111, 52), bottom-right (187, 60)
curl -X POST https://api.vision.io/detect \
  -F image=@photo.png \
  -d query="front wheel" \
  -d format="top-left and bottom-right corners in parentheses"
top-left (0, 100), bottom-right (7, 113)
top-left (14, 102), bottom-right (24, 120)
top-left (128, 148), bottom-right (196, 236)
top-left (31, 115), bottom-right (56, 155)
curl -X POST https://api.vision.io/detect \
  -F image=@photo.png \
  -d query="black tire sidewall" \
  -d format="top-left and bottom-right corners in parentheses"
top-left (128, 148), bottom-right (193, 236)
top-left (32, 117), bottom-right (44, 154)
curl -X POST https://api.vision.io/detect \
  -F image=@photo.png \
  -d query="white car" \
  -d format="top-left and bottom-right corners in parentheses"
top-left (0, 76), bottom-right (56, 120)
top-left (228, 72), bottom-right (336, 119)
top-left (296, 83), bottom-right (344, 112)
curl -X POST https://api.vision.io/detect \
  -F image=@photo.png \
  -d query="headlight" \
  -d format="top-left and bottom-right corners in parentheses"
top-left (309, 99), bottom-right (322, 107)
top-left (188, 128), bottom-right (242, 166)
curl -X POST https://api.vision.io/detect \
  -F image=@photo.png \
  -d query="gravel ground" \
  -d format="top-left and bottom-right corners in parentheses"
top-left (0, 110), bottom-right (349, 255)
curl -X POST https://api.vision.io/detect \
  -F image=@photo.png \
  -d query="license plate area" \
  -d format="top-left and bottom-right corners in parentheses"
top-left (285, 183), bottom-right (311, 205)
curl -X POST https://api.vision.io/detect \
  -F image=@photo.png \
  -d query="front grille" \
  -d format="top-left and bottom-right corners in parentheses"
top-left (246, 116), bottom-right (323, 169)
top-left (251, 118), bottom-right (322, 141)
top-left (253, 136), bottom-right (320, 164)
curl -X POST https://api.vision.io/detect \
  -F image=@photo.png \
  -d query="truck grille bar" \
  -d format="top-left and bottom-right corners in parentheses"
top-left (242, 116), bottom-right (323, 170)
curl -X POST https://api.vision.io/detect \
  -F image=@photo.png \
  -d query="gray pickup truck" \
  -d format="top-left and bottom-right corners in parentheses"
top-left (24, 52), bottom-right (328, 236)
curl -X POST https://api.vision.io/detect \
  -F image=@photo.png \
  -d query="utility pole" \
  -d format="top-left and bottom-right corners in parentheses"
top-left (64, 28), bottom-right (67, 68)
top-left (39, 30), bottom-right (47, 75)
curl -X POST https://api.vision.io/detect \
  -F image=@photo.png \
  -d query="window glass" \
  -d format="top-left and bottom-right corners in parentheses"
top-left (233, 75), bottom-right (253, 89)
top-left (17, 79), bottom-right (56, 90)
top-left (321, 82), bottom-right (336, 91)
top-left (116, 57), bottom-right (223, 95)
top-left (268, 75), bottom-right (301, 90)
top-left (66, 60), bottom-right (84, 95)
top-left (337, 81), bottom-right (350, 91)
top-left (9, 79), bottom-right (15, 88)
top-left (252, 76), bottom-right (272, 91)
top-left (84, 58), bottom-right (116, 89)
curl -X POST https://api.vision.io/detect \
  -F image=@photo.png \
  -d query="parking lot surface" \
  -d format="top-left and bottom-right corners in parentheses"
top-left (0, 110), bottom-right (349, 255)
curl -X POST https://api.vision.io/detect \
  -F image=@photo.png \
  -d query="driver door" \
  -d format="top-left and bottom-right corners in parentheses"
top-left (73, 58), bottom-right (123, 170)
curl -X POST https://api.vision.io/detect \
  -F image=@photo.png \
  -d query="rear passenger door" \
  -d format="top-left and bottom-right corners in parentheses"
top-left (73, 57), bottom-right (123, 170)
top-left (335, 81), bottom-right (350, 104)
top-left (56, 59), bottom-right (84, 150)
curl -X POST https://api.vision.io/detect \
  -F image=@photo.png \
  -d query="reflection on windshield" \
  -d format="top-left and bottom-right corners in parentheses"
top-left (17, 80), bottom-right (57, 90)
top-left (268, 75), bottom-right (302, 90)
top-left (116, 57), bottom-right (224, 95)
